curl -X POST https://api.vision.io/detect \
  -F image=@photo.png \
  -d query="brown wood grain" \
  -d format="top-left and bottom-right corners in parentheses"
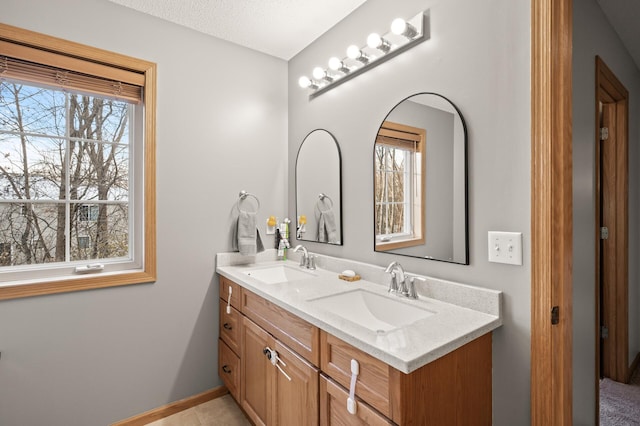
top-left (219, 299), bottom-right (242, 356)
top-left (242, 289), bottom-right (320, 366)
top-left (531, 0), bottom-right (573, 424)
top-left (320, 331), bottom-right (391, 418)
top-left (320, 375), bottom-right (392, 426)
top-left (111, 386), bottom-right (228, 426)
top-left (240, 317), bottom-right (271, 426)
top-left (219, 276), bottom-right (243, 310)
top-left (219, 339), bottom-right (241, 401)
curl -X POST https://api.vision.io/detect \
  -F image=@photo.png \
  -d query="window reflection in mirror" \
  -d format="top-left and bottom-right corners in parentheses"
top-left (373, 93), bottom-right (468, 264)
top-left (375, 121), bottom-right (425, 250)
top-left (295, 129), bottom-right (342, 245)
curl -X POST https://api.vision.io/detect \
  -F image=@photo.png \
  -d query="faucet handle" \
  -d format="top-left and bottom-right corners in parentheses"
top-left (398, 275), bottom-right (409, 296)
top-left (406, 276), bottom-right (423, 299)
top-left (388, 272), bottom-right (399, 293)
top-left (307, 255), bottom-right (316, 270)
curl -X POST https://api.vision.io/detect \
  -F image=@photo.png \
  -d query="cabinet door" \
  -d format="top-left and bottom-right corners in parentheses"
top-left (273, 340), bottom-right (319, 426)
top-left (241, 317), bottom-right (273, 426)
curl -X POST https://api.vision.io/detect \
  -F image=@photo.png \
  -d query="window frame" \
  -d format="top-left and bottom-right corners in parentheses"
top-left (0, 23), bottom-right (156, 301)
top-left (374, 121), bottom-right (426, 251)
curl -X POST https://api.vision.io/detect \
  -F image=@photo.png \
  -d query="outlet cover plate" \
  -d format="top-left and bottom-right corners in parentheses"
top-left (488, 231), bottom-right (523, 265)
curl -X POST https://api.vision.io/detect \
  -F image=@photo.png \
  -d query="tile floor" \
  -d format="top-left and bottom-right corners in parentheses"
top-left (146, 395), bottom-right (251, 426)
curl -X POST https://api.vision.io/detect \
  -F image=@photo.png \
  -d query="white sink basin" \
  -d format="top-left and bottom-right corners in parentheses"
top-left (308, 289), bottom-right (435, 332)
top-left (242, 265), bottom-right (316, 284)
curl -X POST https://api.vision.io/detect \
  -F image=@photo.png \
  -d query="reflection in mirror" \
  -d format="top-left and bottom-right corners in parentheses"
top-left (296, 129), bottom-right (342, 245)
top-left (373, 93), bottom-right (468, 264)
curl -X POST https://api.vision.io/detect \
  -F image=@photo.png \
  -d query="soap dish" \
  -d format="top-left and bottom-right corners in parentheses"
top-left (338, 274), bottom-right (361, 282)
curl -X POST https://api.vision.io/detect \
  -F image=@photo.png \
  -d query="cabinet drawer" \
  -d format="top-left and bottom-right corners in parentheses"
top-left (219, 338), bottom-right (240, 401)
top-left (320, 375), bottom-right (392, 426)
top-left (219, 299), bottom-right (241, 356)
top-left (242, 289), bottom-right (320, 366)
top-left (220, 276), bottom-right (242, 310)
top-left (320, 331), bottom-right (391, 418)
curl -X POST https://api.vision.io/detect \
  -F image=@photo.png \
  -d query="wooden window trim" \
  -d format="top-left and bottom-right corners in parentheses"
top-left (375, 121), bottom-right (426, 251)
top-left (0, 24), bottom-right (156, 301)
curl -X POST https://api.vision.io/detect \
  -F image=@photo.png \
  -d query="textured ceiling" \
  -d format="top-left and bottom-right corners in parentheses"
top-left (597, 0), bottom-right (640, 70)
top-left (108, 1), bottom-right (640, 68)
top-left (108, 0), bottom-right (367, 60)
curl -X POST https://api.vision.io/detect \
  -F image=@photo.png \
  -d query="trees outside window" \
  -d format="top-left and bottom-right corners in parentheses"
top-left (374, 121), bottom-right (425, 251)
top-left (0, 83), bottom-right (131, 266)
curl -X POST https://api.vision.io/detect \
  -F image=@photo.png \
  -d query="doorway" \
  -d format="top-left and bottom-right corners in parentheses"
top-left (595, 56), bottom-right (630, 419)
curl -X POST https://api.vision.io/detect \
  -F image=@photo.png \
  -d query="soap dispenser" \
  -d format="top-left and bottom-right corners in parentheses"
top-left (276, 219), bottom-right (291, 260)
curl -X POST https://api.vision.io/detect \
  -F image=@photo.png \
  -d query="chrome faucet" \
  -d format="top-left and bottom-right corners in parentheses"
top-left (293, 245), bottom-right (315, 269)
top-left (384, 261), bottom-right (418, 299)
top-left (384, 261), bottom-right (406, 294)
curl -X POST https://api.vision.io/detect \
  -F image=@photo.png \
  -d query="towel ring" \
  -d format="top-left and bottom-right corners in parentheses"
top-left (316, 193), bottom-right (333, 213)
top-left (237, 190), bottom-right (260, 214)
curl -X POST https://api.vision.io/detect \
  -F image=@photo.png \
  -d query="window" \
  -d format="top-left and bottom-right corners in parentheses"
top-left (0, 242), bottom-right (11, 266)
top-left (374, 121), bottom-right (425, 251)
top-left (0, 23), bottom-right (156, 300)
top-left (78, 205), bottom-right (100, 222)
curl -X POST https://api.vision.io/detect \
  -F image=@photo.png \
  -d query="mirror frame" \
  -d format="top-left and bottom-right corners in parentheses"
top-left (295, 129), bottom-right (343, 245)
top-left (372, 92), bottom-right (469, 264)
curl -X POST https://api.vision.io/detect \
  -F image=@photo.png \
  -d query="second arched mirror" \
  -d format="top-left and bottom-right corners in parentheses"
top-left (296, 129), bottom-right (342, 245)
top-left (373, 93), bottom-right (468, 264)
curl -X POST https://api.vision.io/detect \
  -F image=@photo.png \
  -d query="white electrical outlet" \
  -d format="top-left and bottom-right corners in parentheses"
top-left (488, 231), bottom-right (523, 265)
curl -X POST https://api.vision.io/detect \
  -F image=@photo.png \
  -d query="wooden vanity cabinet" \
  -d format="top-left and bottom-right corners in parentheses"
top-left (219, 275), bottom-right (320, 425)
top-left (218, 275), bottom-right (493, 426)
top-left (320, 330), bottom-right (492, 425)
top-left (241, 312), bottom-right (319, 425)
top-left (218, 276), bottom-right (243, 401)
top-left (320, 375), bottom-right (392, 426)
top-left (242, 289), bottom-right (320, 366)
top-left (218, 339), bottom-right (240, 400)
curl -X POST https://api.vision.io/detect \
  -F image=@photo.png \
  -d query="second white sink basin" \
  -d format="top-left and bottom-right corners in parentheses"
top-left (242, 265), bottom-right (316, 284)
top-left (308, 289), bottom-right (435, 332)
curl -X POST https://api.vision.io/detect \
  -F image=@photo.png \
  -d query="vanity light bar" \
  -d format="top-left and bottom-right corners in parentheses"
top-left (299, 11), bottom-right (429, 100)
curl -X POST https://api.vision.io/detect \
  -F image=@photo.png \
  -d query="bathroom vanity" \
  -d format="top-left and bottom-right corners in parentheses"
top-left (216, 252), bottom-right (501, 425)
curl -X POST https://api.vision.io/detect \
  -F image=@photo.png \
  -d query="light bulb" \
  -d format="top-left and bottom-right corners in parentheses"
top-left (347, 45), bottom-right (361, 59)
top-left (328, 57), bottom-right (350, 74)
top-left (298, 76), bottom-right (318, 90)
top-left (367, 33), bottom-right (391, 53)
top-left (298, 76), bottom-right (311, 88)
top-left (328, 57), bottom-right (342, 70)
top-left (346, 45), bottom-right (369, 64)
top-left (312, 67), bottom-right (333, 83)
top-left (391, 18), bottom-right (418, 38)
top-left (367, 33), bottom-right (382, 49)
top-left (312, 67), bottom-right (326, 80)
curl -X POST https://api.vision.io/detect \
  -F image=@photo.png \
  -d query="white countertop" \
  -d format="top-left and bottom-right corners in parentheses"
top-left (216, 251), bottom-right (502, 374)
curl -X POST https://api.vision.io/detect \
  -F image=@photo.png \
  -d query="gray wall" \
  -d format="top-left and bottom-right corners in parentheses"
top-left (288, 0), bottom-right (531, 424)
top-left (573, 1), bottom-right (640, 424)
top-left (0, 1), bottom-right (288, 425)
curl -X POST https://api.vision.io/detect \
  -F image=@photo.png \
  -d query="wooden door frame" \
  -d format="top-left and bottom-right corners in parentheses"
top-left (594, 56), bottom-right (629, 409)
top-left (531, 0), bottom-right (573, 424)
